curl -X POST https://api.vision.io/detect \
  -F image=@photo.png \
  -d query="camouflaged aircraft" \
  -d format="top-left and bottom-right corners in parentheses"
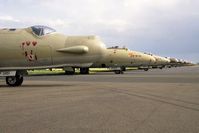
top-left (0, 25), bottom-right (106, 86)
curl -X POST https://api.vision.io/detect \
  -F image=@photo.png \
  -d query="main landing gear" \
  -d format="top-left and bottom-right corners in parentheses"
top-left (64, 67), bottom-right (90, 75)
top-left (64, 68), bottom-right (75, 75)
top-left (113, 67), bottom-right (124, 74)
top-left (114, 70), bottom-right (124, 74)
top-left (80, 67), bottom-right (89, 74)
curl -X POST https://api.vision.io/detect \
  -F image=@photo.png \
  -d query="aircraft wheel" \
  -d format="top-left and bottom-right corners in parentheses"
top-left (6, 75), bottom-right (23, 87)
top-left (144, 68), bottom-right (149, 71)
top-left (80, 68), bottom-right (89, 74)
top-left (65, 68), bottom-right (75, 75)
top-left (121, 66), bottom-right (126, 71)
top-left (114, 70), bottom-right (123, 74)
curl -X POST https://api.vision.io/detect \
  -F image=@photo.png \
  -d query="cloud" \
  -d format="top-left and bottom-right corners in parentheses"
top-left (0, 15), bottom-right (20, 22)
top-left (0, 0), bottom-right (199, 62)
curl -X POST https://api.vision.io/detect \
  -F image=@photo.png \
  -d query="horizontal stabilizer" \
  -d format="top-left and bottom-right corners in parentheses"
top-left (57, 45), bottom-right (89, 54)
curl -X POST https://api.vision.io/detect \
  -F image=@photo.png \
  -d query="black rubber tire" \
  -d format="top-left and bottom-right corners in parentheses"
top-left (80, 68), bottom-right (89, 74)
top-left (121, 66), bottom-right (126, 71)
top-left (6, 75), bottom-right (23, 87)
top-left (114, 70), bottom-right (123, 74)
top-left (120, 71), bottom-right (124, 74)
top-left (65, 68), bottom-right (75, 75)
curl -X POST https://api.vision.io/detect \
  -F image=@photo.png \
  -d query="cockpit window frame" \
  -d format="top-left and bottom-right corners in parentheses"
top-left (31, 25), bottom-right (56, 37)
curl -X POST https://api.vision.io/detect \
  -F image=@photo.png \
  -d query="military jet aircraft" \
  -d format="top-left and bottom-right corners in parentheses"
top-left (150, 54), bottom-right (170, 69)
top-left (0, 25), bottom-right (106, 86)
top-left (166, 57), bottom-right (179, 68)
top-left (77, 46), bottom-right (156, 74)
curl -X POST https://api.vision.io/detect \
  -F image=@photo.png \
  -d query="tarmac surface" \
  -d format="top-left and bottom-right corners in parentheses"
top-left (0, 66), bottom-right (199, 133)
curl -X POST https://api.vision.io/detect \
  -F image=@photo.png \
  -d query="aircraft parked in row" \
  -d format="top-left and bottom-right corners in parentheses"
top-left (0, 26), bottom-right (194, 86)
top-left (0, 25), bottom-right (106, 86)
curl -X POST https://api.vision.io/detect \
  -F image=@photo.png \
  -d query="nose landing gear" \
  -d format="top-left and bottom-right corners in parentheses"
top-left (6, 74), bottom-right (23, 87)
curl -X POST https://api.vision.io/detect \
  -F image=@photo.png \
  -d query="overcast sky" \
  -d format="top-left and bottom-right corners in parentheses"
top-left (0, 0), bottom-right (199, 62)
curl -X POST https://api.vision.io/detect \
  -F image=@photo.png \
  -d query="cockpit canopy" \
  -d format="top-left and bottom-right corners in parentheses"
top-left (31, 25), bottom-right (56, 36)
